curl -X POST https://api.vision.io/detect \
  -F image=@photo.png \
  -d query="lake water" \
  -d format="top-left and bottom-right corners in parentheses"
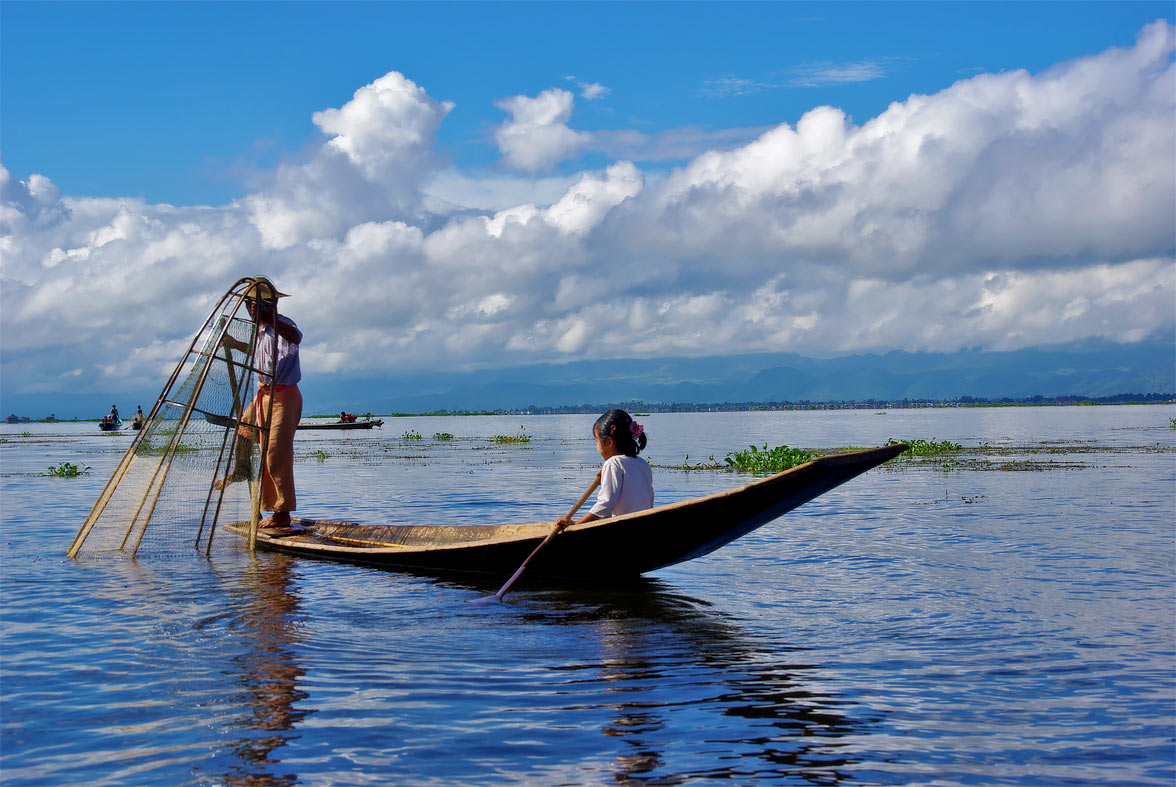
top-left (1, 406), bottom-right (1173, 785)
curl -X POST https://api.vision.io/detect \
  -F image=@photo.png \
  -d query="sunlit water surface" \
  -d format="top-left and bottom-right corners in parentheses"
top-left (1, 407), bottom-right (1173, 785)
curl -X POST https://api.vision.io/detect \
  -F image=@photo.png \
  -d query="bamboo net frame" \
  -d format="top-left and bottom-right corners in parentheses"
top-left (68, 277), bottom-right (285, 559)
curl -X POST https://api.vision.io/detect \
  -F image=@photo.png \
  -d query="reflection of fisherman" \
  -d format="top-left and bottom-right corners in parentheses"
top-left (218, 554), bottom-right (309, 785)
top-left (215, 281), bottom-right (303, 530)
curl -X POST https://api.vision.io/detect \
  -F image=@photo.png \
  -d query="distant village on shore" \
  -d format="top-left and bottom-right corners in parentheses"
top-left (451, 393), bottom-right (1176, 417)
top-left (365, 393), bottom-right (1176, 418)
top-left (6, 392), bottom-right (1174, 424)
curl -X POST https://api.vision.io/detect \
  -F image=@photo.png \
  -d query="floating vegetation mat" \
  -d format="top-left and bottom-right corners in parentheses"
top-left (5, 431), bottom-right (1172, 480)
top-left (653, 440), bottom-right (1174, 474)
top-left (878, 441), bottom-right (1174, 472)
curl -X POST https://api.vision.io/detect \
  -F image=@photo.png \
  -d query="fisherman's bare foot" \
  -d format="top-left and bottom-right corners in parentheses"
top-left (212, 473), bottom-right (249, 490)
top-left (259, 512), bottom-right (292, 529)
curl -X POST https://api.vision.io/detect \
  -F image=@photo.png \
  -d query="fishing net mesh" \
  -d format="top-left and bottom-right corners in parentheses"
top-left (69, 278), bottom-right (280, 559)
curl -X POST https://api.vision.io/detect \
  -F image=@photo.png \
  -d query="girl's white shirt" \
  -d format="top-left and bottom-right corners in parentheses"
top-left (589, 454), bottom-right (654, 518)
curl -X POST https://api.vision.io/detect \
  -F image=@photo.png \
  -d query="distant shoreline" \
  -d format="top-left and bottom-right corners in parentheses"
top-left (315, 393), bottom-right (1175, 418)
top-left (7, 393), bottom-right (1173, 423)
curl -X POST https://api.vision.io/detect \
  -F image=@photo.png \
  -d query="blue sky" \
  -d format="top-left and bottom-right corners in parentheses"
top-left (1, 1), bottom-right (1173, 409)
top-left (4, 1), bottom-right (1169, 205)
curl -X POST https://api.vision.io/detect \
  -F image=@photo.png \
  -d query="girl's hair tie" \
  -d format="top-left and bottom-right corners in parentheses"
top-left (630, 422), bottom-right (644, 439)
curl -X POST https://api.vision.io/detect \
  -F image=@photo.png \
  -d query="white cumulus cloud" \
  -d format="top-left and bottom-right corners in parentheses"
top-left (244, 71), bottom-right (452, 249)
top-left (579, 82), bottom-right (610, 100)
top-left (494, 88), bottom-right (588, 172)
top-left (1, 21), bottom-right (1172, 401)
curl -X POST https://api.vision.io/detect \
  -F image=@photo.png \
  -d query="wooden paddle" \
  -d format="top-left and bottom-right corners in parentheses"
top-left (473, 478), bottom-right (600, 605)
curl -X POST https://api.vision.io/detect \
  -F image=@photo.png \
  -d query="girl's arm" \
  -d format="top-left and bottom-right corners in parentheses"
top-left (555, 469), bottom-right (604, 530)
top-left (555, 511), bottom-right (600, 531)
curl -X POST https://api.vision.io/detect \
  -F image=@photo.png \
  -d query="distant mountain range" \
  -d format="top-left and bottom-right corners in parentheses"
top-left (5, 340), bottom-right (1173, 420)
top-left (301, 341), bottom-right (1174, 414)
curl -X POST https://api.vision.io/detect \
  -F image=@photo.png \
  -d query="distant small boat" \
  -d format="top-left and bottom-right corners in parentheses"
top-left (131, 420), bottom-right (144, 431)
top-left (297, 419), bottom-right (384, 430)
top-left (226, 444), bottom-right (906, 580)
top-left (201, 414), bottom-right (384, 431)
top-left (98, 419), bottom-right (122, 432)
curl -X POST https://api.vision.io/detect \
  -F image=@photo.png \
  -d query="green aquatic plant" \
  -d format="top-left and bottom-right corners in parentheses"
top-left (492, 426), bottom-right (531, 444)
top-left (888, 437), bottom-right (963, 455)
top-left (311, 449), bottom-right (330, 461)
top-left (653, 454), bottom-right (725, 471)
top-left (401, 430), bottom-right (423, 440)
top-left (433, 432), bottom-right (455, 441)
top-left (725, 444), bottom-right (814, 473)
top-left (43, 462), bottom-right (91, 477)
top-left (20, 432), bottom-right (32, 438)
top-left (1169, 417), bottom-right (1175, 429)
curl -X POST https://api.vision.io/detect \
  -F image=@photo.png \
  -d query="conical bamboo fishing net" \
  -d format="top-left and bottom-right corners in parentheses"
top-left (68, 277), bottom-right (285, 558)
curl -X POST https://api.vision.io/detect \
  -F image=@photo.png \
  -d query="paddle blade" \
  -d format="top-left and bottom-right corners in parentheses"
top-left (468, 593), bottom-right (503, 606)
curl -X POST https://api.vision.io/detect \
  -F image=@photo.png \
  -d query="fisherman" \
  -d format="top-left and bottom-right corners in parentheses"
top-left (132, 406), bottom-right (145, 427)
top-left (109, 404), bottom-right (119, 422)
top-left (215, 280), bottom-right (303, 530)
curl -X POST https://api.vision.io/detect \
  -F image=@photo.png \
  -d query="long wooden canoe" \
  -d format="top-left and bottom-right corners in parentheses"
top-left (229, 444), bottom-right (906, 579)
top-left (296, 419), bottom-right (384, 430)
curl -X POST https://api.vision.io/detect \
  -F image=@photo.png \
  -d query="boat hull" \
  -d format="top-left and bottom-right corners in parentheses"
top-left (231, 444), bottom-right (905, 579)
top-left (296, 420), bottom-right (384, 430)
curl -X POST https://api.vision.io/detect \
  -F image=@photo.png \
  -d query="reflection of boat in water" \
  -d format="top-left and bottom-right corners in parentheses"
top-left (296, 419), bottom-right (384, 430)
top-left (555, 580), bottom-right (868, 782)
top-left (227, 444), bottom-right (905, 579)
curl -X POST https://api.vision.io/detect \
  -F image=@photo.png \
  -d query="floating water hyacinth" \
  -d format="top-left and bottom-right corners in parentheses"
top-left (43, 462), bottom-right (91, 478)
top-left (724, 444), bottom-right (815, 473)
top-left (888, 437), bottom-right (963, 455)
top-left (492, 426), bottom-right (530, 444)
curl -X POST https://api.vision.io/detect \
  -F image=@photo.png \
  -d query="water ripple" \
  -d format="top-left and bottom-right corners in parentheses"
top-left (1, 411), bottom-right (1173, 785)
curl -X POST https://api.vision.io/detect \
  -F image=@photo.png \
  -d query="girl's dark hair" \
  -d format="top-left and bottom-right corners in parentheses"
top-left (593, 409), bottom-right (647, 456)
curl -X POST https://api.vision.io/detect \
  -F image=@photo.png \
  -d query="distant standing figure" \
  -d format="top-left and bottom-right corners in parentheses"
top-left (556, 409), bottom-right (653, 530)
top-left (216, 281), bottom-right (303, 530)
top-left (109, 404), bottom-right (119, 422)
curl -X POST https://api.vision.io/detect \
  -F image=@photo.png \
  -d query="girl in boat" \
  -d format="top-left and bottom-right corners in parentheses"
top-left (556, 409), bottom-right (653, 530)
